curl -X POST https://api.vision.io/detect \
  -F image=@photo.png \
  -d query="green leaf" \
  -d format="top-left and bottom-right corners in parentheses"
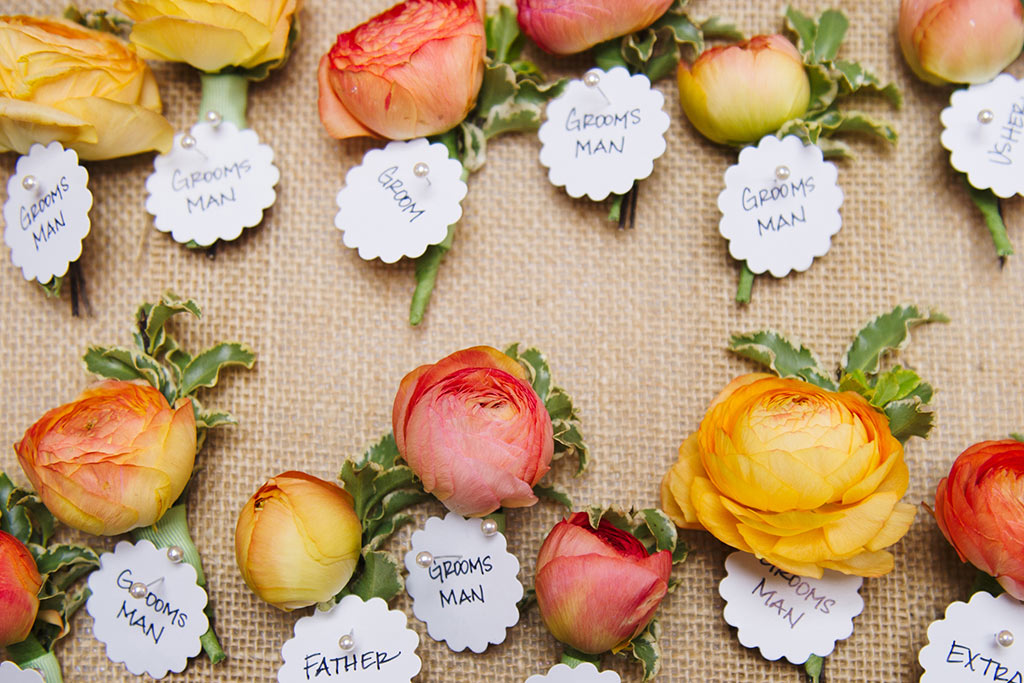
top-left (362, 432), bottom-right (402, 469)
top-left (729, 331), bottom-right (837, 390)
top-left (966, 181), bottom-right (1014, 258)
top-left (593, 39), bottom-right (631, 71)
top-left (1, 473), bottom-right (33, 544)
top-left (178, 342), bottom-right (256, 398)
top-left (805, 654), bottom-right (825, 682)
top-left (641, 509), bottom-right (678, 554)
top-left (364, 491), bottom-right (431, 550)
top-left (476, 64), bottom-right (518, 126)
top-left (785, 6), bottom-right (817, 56)
top-left (805, 64), bottom-right (839, 114)
top-left (971, 569), bottom-right (1006, 597)
top-left (516, 587), bottom-right (537, 614)
top-left (345, 550), bottom-right (404, 602)
top-left (83, 345), bottom-right (152, 383)
top-left (485, 5), bottom-right (525, 63)
top-left (340, 459), bottom-right (381, 522)
top-left (533, 484), bottom-right (573, 510)
top-left (833, 59), bottom-right (903, 107)
top-left (136, 294), bottom-right (201, 356)
top-left (868, 366), bottom-right (922, 408)
top-left (813, 9), bottom-right (848, 62)
top-left (884, 398), bottom-right (935, 443)
top-left (33, 544), bottom-right (99, 578)
top-left (625, 619), bottom-right (662, 681)
top-left (195, 411), bottom-right (237, 430)
top-left (410, 225), bottom-right (454, 326)
top-left (504, 343), bottom-right (552, 401)
top-left (817, 110), bottom-right (898, 145)
top-left (1011, 433), bottom-right (1024, 443)
top-left (842, 305), bottom-right (948, 376)
top-left (700, 16), bottom-right (743, 41)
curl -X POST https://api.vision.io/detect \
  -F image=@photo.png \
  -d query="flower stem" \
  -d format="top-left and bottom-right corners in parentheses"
top-left (736, 263), bottom-right (755, 303)
top-left (7, 634), bottom-right (63, 682)
top-left (199, 73), bottom-right (249, 129)
top-left (132, 504), bottom-right (226, 664)
top-left (804, 654), bottom-right (825, 682)
top-left (560, 647), bottom-right (602, 669)
top-left (964, 180), bottom-right (1014, 259)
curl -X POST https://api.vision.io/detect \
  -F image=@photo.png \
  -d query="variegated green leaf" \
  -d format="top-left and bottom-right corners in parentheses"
top-left (641, 508), bottom-right (678, 555)
top-left (626, 619), bottom-right (662, 681)
top-left (785, 6), bottom-right (817, 56)
top-left (342, 550), bottom-right (403, 603)
top-left (484, 5), bottom-right (524, 63)
top-left (135, 294), bottom-right (201, 356)
top-left (362, 432), bottom-right (401, 469)
top-left (177, 342), bottom-right (256, 399)
top-left (195, 411), bottom-right (237, 430)
top-left (805, 654), bottom-right (825, 682)
top-left (729, 331), bottom-right (837, 390)
top-left (842, 305), bottom-right (948, 376)
top-left (884, 397), bottom-right (935, 443)
top-left (533, 484), bottom-right (573, 510)
top-left (813, 9), bottom-right (848, 62)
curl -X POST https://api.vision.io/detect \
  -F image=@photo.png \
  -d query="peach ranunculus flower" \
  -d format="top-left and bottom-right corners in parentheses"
top-left (535, 512), bottom-right (671, 654)
top-left (115, 0), bottom-right (301, 73)
top-left (899, 0), bottom-right (1024, 85)
top-left (661, 373), bottom-right (916, 578)
top-left (318, 0), bottom-right (486, 141)
top-left (235, 471), bottom-right (362, 610)
top-left (933, 440), bottom-right (1024, 599)
top-left (14, 380), bottom-right (196, 536)
top-left (393, 346), bottom-right (554, 517)
top-left (516, 0), bottom-right (673, 56)
top-left (0, 15), bottom-right (173, 160)
top-left (677, 35), bottom-right (811, 146)
top-left (0, 530), bottom-right (41, 648)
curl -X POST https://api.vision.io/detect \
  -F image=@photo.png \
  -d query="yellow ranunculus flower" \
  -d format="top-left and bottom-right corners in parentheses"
top-left (115, 0), bottom-right (301, 73)
top-left (0, 16), bottom-right (173, 160)
top-left (661, 373), bottom-right (916, 578)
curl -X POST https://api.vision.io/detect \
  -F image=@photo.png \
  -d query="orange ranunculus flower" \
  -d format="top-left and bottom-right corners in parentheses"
top-left (934, 440), bottom-right (1024, 599)
top-left (318, 0), bottom-right (485, 141)
top-left (516, 0), bottom-right (673, 56)
top-left (235, 471), bottom-right (362, 610)
top-left (899, 0), bottom-right (1024, 85)
top-left (678, 35), bottom-right (810, 146)
top-left (535, 512), bottom-right (671, 654)
top-left (661, 374), bottom-right (916, 578)
top-left (0, 15), bottom-right (173, 160)
top-left (393, 346), bottom-right (553, 517)
top-left (14, 380), bottom-right (196, 536)
top-left (0, 530), bottom-right (41, 648)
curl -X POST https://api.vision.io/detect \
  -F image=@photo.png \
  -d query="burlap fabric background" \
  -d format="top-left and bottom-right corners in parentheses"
top-left (2, 0), bottom-right (1022, 680)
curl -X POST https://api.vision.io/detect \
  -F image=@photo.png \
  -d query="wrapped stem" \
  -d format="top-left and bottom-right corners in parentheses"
top-left (6, 634), bottom-right (63, 683)
top-left (736, 264), bottom-right (755, 303)
top-left (199, 73), bottom-right (249, 129)
top-left (964, 181), bottom-right (1014, 259)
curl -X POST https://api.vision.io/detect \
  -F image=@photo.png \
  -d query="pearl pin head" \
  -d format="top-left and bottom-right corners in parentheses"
top-left (413, 162), bottom-right (430, 178)
top-left (775, 165), bottom-right (791, 181)
top-left (129, 582), bottom-right (148, 599)
top-left (205, 110), bottom-right (223, 127)
top-left (180, 134), bottom-right (197, 150)
top-left (998, 630), bottom-right (1015, 647)
top-left (415, 551), bottom-right (433, 568)
top-left (338, 633), bottom-right (355, 652)
top-left (480, 518), bottom-right (499, 537)
top-left (166, 546), bottom-right (184, 563)
top-left (978, 109), bottom-right (995, 125)
top-left (583, 71), bottom-right (601, 88)
top-left (21, 175), bottom-right (37, 192)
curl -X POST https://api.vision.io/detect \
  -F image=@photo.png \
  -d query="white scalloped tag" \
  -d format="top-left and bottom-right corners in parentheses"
top-left (718, 552), bottom-right (864, 665)
top-left (145, 121), bottom-right (279, 245)
top-left (919, 592), bottom-right (1024, 682)
top-left (278, 595), bottom-right (421, 682)
top-left (0, 661), bottom-right (45, 682)
top-left (404, 512), bottom-right (523, 653)
top-left (538, 67), bottom-right (670, 200)
top-left (335, 138), bottom-right (467, 263)
top-left (3, 142), bottom-right (92, 284)
top-left (524, 663), bottom-right (621, 682)
top-left (941, 74), bottom-right (1024, 198)
top-left (85, 540), bottom-right (208, 678)
top-left (718, 135), bottom-right (843, 277)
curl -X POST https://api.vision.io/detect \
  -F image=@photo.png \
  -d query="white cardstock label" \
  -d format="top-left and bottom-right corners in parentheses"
top-left (718, 551), bottom-right (864, 665)
top-left (524, 663), bottom-right (621, 682)
top-left (85, 540), bottom-right (208, 678)
top-left (404, 512), bottom-right (523, 653)
top-left (718, 135), bottom-right (843, 277)
top-left (145, 121), bottom-right (279, 246)
top-left (3, 142), bottom-right (92, 284)
top-left (538, 67), bottom-right (670, 200)
top-left (941, 74), bottom-right (1024, 198)
top-left (278, 595), bottom-right (421, 682)
top-left (335, 138), bottom-right (467, 263)
top-left (919, 592), bottom-right (1024, 682)
top-left (0, 661), bottom-right (45, 682)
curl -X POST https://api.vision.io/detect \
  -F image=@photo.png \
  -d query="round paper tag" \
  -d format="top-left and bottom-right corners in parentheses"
top-left (3, 141), bottom-right (92, 284)
top-left (919, 592), bottom-right (1024, 682)
top-left (404, 512), bottom-right (523, 653)
top-left (538, 67), bottom-right (670, 201)
top-left (85, 540), bottom-right (209, 678)
top-left (335, 138), bottom-right (467, 263)
top-left (718, 552), bottom-right (864, 665)
top-left (940, 73), bottom-right (1024, 198)
top-left (717, 135), bottom-right (843, 277)
top-left (145, 121), bottom-right (279, 246)
top-left (524, 663), bottom-right (621, 682)
top-left (0, 661), bottom-right (45, 682)
top-left (278, 595), bottom-right (421, 683)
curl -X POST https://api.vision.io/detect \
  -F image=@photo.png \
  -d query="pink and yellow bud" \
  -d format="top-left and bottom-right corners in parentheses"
top-left (516, 0), bottom-right (673, 56)
top-left (678, 35), bottom-right (810, 146)
top-left (535, 512), bottom-right (671, 654)
top-left (0, 530), bottom-right (41, 648)
top-left (899, 0), bottom-right (1024, 85)
top-left (235, 471), bottom-right (362, 610)
top-left (15, 380), bottom-right (196, 536)
top-left (318, 0), bottom-right (485, 141)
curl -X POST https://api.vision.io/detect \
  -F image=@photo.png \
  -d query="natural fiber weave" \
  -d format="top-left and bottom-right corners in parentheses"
top-left (1, 0), bottom-right (1022, 680)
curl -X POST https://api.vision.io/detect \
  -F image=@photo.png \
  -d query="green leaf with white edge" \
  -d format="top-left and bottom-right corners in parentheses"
top-left (884, 397), bottom-right (935, 443)
top-left (362, 432), bottom-right (401, 469)
top-left (834, 59), bottom-right (902, 107)
top-left (340, 459), bottom-right (382, 522)
top-left (869, 366), bottom-right (923, 408)
top-left (177, 342), bottom-right (256, 399)
top-left (485, 5), bottom-right (524, 63)
top-left (817, 135), bottom-right (853, 160)
top-left (476, 63), bottom-right (518, 122)
top-left (137, 294), bottom-right (202, 356)
top-left (545, 390), bottom-right (573, 420)
top-left (785, 6), bottom-right (817, 57)
top-left (672, 538), bottom-right (691, 565)
top-left (554, 422), bottom-right (589, 475)
top-left (813, 9), bottom-right (848, 62)
top-left (364, 490), bottom-right (431, 550)
top-left (457, 121), bottom-right (487, 171)
top-left (700, 16), bottom-right (743, 41)
top-left (625, 618), bottom-right (662, 681)
top-left (804, 64), bottom-right (839, 114)
top-left (505, 343), bottom-right (552, 401)
top-left (483, 77), bottom-right (567, 138)
top-left (641, 508), bottom-right (678, 555)
top-left (349, 550), bottom-right (404, 602)
top-left (842, 305), bottom-right (948, 376)
top-left (805, 654), bottom-right (825, 682)
top-left (593, 39), bottom-right (632, 71)
top-left (815, 109), bottom-right (897, 145)
top-left (729, 331), bottom-right (837, 390)
top-left (195, 410), bottom-right (237, 430)
top-left (533, 484), bottom-right (573, 510)
top-left (33, 544), bottom-right (99, 578)
top-left (83, 345), bottom-right (152, 383)
top-left (1, 473), bottom-right (33, 545)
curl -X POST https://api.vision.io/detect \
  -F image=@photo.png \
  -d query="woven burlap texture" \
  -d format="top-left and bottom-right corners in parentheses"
top-left (2, 0), bottom-right (1022, 680)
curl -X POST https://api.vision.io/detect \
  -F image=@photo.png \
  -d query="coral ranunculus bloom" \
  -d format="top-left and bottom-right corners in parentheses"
top-left (535, 512), bottom-right (671, 654)
top-left (898, 0), bottom-right (1024, 85)
top-left (393, 346), bottom-right (553, 517)
top-left (0, 530), bottom-right (41, 648)
top-left (15, 380), bottom-right (196, 536)
top-left (318, 0), bottom-right (486, 141)
top-left (661, 374), bottom-right (916, 578)
top-left (516, 0), bottom-right (673, 56)
top-left (933, 440), bottom-right (1024, 599)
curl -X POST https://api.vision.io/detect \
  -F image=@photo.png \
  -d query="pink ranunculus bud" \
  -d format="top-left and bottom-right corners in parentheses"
top-left (535, 512), bottom-right (672, 654)
top-left (516, 0), bottom-right (673, 56)
top-left (393, 346), bottom-right (553, 517)
top-left (0, 530), bottom-right (42, 647)
top-left (318, 0), bottom-right (486, 141)
top-left (899, 0), bottom-right (1024, 85)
